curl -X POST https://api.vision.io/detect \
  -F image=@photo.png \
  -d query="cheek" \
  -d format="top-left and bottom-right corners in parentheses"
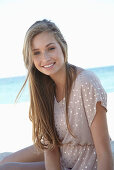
top-left (55, 49), bottom-right (64, 60)
top-left (57, 47), bottom-right (65, 61)
top-left (58, 52), bottom-right (65, 63)
top-left (33, 57), bottom-right (40, 68)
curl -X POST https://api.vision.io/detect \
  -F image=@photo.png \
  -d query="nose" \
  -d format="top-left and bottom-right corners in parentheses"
top-left (42, 51), bottom-right (50, 61)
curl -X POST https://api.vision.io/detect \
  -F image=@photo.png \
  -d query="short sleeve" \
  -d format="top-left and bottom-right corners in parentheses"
top-left (80, 70), bottom-right (107, 127)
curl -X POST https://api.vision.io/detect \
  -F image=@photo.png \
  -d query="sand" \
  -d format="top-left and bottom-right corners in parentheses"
top-left (0, 102), bottom-right (32, 153)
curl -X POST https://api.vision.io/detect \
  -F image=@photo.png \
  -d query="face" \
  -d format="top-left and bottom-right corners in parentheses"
top-left (31, 32), bottom-right (65, 77)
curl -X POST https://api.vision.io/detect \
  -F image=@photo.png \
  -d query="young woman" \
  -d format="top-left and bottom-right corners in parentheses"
top-left (0, 19), bottom-right (113, 170)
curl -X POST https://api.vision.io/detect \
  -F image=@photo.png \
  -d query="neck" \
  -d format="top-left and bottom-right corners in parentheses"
top-left (50, 64), bottom-right (66, 90)
top-left (50, 64), bottom-right (66, 102)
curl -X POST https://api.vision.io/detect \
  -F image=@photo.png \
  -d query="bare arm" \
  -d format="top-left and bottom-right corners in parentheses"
top-left (91, 102), bottom-right (114, 170)
top-left (0, 162), bottom-right (45, 170)
top-left (0, 145), bottom-right (44, 165)
top-left (44, 146), bottom-right (61, 170)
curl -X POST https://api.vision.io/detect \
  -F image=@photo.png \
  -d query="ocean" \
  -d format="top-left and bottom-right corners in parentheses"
top-left (0, 65), bottom-right (114, 104)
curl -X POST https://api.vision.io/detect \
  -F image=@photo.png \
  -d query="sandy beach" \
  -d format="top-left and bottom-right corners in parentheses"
top-left (0, 102), bottom-right (32, 153)
top-left (0, 92), bottom-right (114, 159)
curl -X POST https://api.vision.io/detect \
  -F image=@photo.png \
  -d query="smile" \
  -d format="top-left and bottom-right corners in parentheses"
top-left (43, 63), bottom-right (55, 68)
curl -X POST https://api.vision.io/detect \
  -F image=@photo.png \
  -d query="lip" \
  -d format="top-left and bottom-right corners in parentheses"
top-left (42, 62), bottom-right (55, 67)
top-left (42, 62), bottom-right (55, 69)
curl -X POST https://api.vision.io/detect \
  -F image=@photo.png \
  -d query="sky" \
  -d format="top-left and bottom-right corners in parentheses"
top-left (0, 0), bottom-right (114, 78)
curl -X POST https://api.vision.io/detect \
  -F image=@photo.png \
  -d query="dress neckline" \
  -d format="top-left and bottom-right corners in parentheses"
top-left (54, 67), bottom-right (86, 104)
top-left (54, 96), bottom-right (65, 104)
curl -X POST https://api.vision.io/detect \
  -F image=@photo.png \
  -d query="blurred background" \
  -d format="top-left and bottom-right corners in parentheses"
top-left (0, 0), bottom-right (114, 78)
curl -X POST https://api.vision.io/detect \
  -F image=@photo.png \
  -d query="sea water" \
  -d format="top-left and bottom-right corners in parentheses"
top-left (0, 65), bottom-right (114, 104)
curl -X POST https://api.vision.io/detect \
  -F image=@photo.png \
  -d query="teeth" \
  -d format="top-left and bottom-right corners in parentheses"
top-left (43, 63), bottom-right (54, 68)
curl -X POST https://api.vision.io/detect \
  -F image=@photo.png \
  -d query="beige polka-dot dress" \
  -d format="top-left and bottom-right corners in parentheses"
top-left (54, 69), bottom-right (107, 170)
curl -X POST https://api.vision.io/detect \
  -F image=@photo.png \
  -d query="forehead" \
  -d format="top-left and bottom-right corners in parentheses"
top-left (31, 32), bottom-right (57, 49)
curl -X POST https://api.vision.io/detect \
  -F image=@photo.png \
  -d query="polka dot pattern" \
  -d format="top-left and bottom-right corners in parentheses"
top-left (54, 70), bottom-right (107, 170)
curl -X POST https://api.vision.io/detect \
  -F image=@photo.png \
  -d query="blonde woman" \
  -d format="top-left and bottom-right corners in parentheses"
top-left (0, 19), bottom-right (113, 170)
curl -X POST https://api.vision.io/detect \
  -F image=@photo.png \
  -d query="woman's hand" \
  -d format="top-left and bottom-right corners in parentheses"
top-left (44, 146), bottom-right (61, 170)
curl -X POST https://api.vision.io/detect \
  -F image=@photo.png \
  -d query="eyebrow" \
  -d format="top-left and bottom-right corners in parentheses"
top-left (32, 43), bottom-right (55, 51)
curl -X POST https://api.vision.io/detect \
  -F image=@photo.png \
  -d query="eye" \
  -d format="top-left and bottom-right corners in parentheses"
top-left (49, 47), bottom-right (55, 51)
top-left (33, 51), bottom-right (40, 55)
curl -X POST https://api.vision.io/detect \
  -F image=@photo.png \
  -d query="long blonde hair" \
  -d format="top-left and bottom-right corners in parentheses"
top-left (16, 19), bottom-right (77, 150)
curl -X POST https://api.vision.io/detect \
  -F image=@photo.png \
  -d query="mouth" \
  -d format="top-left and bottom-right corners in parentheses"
top-left (42, 62), bottom-right (56, 68)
